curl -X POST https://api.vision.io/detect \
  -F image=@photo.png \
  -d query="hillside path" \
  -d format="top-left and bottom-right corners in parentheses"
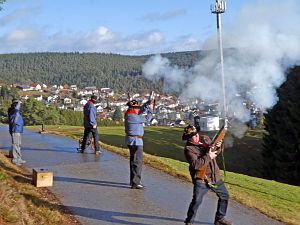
top-left (0, 126), bottom-right (284, 225)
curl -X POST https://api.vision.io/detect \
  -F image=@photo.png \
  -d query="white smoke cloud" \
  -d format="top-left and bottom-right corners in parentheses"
top-left (142, 0), bottom-right (300, 127)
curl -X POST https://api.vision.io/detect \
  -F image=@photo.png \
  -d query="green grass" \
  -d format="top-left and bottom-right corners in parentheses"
top-left (99, 125), bottom-right (264, 177)
top-left (27, 125), bottom-right (300, 225)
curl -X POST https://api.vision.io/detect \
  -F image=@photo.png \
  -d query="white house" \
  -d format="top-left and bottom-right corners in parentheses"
top-left (74, 106), bottom-right (84, 112)
top-left (70, 85), bottom-right (77, 90)
top-left (199, 116), bottom-right (220, 131)
top-left (30, 84), bottom-right (41, 91)
top-left (151, 118), bottom-right (158, 125)
top-left (96, 105), bottom-right (103, 112)
top-left (47, 95), bottom-right (58, 103)
top-left (167, 103), bottom-right (178, 109)
top-left (34, 95), bottom-right (43, 101)
top-left (79, 99), bottom-right (88, 105)
top-left (64, 97), bottom-right (72, 104)
top-left (100, 87), bottom-right (114, 97)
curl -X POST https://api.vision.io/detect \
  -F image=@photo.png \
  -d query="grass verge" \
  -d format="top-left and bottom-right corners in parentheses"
top-left (0, 150), bottom-right (80, 225)
top-left (28, 125), bottom-right (300, 225)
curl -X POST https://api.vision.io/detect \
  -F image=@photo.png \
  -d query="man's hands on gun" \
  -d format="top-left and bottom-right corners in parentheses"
top-left (146, 99), bottom-right (155, 110)
top-left (208, 140), bottom-right (223, 160)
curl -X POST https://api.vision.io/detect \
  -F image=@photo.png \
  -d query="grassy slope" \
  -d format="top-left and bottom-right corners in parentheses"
top-left (29, 125), bottom-right (300, 225)
top-left (0, 151), bottom-right (79, 225)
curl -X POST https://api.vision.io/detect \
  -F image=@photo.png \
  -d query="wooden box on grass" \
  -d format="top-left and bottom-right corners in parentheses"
top-left (32, 168), bottom-right (53, 187)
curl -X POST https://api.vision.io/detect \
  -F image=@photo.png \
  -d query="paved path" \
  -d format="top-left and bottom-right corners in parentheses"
top-left (0, 126), bottom-right (284, 225)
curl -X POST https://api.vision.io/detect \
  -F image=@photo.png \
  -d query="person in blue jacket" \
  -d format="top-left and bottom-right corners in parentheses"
top-left (8, 99), bottom-right (26, 166)
top-left (124, 99), bottom-right (153, 189)
top-left (79, 95), bottom-right (101, 155)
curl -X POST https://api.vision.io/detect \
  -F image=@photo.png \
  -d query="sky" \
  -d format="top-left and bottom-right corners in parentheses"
top-left (0, 0), bottom-right (249, 55)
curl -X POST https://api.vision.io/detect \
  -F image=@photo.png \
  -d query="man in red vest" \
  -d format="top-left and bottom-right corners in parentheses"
top-left (183, 125), bottom-right (232, 225)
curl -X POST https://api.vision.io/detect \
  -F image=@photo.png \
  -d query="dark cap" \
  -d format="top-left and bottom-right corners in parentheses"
top-left (182, 125), bottom-right (198, 140)
top-left (126, 99), bottom-right (141, 108)
top-left (90, 95), bottom-right (98, 100)
top-left (12, 98), bottom-right (22, 104)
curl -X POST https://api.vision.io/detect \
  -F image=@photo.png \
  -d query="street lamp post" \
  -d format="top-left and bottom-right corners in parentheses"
top-left (211, 0), bottom-right (228, 128)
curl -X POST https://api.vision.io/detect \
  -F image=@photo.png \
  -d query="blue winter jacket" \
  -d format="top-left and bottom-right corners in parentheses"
top-left (83, 100), bottom-right (97, 128)
top-left (8, 103), bottom-right (24, 134)
top-left (124, 103), bottom-right (153, 146)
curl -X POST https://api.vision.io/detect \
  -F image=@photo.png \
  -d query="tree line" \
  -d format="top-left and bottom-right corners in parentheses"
top-left (0, 51), bottom-right (202, 93)
top-left (0, 93), bottom-right (123, 127)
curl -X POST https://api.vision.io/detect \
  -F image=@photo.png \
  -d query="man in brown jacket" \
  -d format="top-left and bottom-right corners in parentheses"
top-left (183, 125), bottom-right (232, 225)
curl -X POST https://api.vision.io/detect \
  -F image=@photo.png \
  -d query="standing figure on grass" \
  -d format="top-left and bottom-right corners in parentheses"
top-left (124, 99), bottom-right (153, 189)
top-left (182, 125), bottom-right (232, 225)
top-left (79, 95), bottom-right (102, 155)
top-left (8, 99), bottom-right (26, 166)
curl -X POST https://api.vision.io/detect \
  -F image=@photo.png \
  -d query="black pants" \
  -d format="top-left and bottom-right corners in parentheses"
top-left (81, 127), bottom-right (100, 152)
top-left (185, 180), bottom-right (229, 224)
top-left (128, 145), bottom-right (143, 186)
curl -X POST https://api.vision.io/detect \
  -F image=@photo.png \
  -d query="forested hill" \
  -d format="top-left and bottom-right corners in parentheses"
top-left (0, 51), bottom-right (202, 93)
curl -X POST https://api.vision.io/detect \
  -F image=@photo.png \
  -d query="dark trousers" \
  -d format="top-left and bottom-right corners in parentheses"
top-left (81, 127), bottom-right (100, 152)
top-left (185, 180), bottom-right (229, 224)
top-left (128, 145), bottom-right (143, 186)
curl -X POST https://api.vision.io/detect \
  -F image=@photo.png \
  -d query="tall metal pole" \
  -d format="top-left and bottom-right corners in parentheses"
top-left (211, 0), bottom-right (227, 128)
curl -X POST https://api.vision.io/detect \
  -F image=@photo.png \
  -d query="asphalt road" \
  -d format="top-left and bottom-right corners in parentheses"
top-left (0, 126), bottom-right (285, 225)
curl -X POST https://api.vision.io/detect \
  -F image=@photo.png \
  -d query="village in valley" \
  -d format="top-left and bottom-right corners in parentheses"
top-left (10, 82), bottom-right (262, 131)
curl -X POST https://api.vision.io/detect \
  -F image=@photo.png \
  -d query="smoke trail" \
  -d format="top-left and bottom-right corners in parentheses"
top-left (142, 0), bottom-right (300, 127)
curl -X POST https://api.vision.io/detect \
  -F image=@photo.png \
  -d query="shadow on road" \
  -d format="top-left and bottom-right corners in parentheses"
top-left (54, 176), bottom-right (131, 189)
top-left (22, 146), bottom-right (78, 154)
top-left (67, 205), bottom-right (211, 225)
top-left (22, 186), bottom-right (211, 225)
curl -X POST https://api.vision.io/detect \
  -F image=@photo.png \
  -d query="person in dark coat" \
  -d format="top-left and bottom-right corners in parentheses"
top-left (124, 99), bottom-right (153, 189)
top-left (8, 99), bottom-right (26, 166)
top-left (183, 125), bottom-right (232, 225)
top-left (79, 95), bottom-right (101, 155)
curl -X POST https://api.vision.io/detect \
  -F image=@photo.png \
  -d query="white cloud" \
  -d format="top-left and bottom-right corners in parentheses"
top-left (141, 9), bottom-right (187, 22)
top-left (168, 35), bottom-right (202, 52)
top-left (121, 31), bottom-right (164, 50)
top-left (0, 26), bottom-right (165, 54)
top-left (93, 26), bottom-right (116, 41)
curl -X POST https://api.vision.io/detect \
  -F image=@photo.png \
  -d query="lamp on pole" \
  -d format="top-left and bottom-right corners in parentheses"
top-left (211, 0), bottom-right (228, 128)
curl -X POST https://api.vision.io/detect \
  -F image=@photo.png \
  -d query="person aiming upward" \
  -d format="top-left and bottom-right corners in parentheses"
top-left (182, 125), bottom-right (232, 225)
top-left (124, 99), bottom-right (153, 189)
top-left (79, 95), bottom-right (102, 155)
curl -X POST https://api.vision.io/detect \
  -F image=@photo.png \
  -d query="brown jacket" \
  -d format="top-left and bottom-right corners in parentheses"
top-left (184, 136), bottom-right (221, 183)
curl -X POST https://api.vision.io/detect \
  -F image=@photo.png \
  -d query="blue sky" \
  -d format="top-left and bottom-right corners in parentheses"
top-left (0, 0), bottom-right (278, 55)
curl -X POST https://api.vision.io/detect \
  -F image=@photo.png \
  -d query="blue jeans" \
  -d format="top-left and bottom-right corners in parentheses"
top-left (185, 180), bottom-right (229, 223)
top-left (128, 145), bottom-right (143, 186)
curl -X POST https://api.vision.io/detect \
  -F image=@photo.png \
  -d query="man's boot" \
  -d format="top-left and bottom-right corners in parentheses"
top-left (214, 217), bottom-right (233, 225)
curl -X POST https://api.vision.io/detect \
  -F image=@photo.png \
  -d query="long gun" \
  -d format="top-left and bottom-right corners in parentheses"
top-left (148, 91), bottom-right (156, 111)
top-left (127, 92), bottom-right (132, 101)
top-left (196, 125), bottom-right (226, 179)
